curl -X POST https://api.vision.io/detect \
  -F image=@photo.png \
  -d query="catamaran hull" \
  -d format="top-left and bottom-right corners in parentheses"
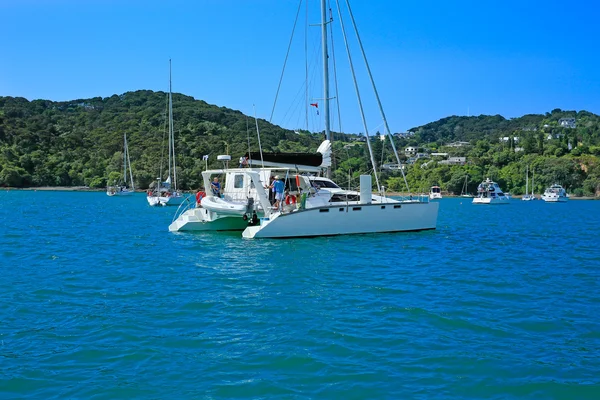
top-left (168, 207), bottom-right (249, 232)
top-left (242, 202), bottom-right (439, 239)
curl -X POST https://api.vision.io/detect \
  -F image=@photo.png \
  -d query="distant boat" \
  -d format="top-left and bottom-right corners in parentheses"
top-left (460, 175), bottom-right (474, 198)
top-left (147, 60), bottom-right (185, 207)
top-left (429, 185), bottom-right (442, 200)
top-left (522, 165), bottom-right (535, 201)
top-left (473, 178), bottom-right (510, 205)
top-left (107, 133), bottom-right (134, 196)
top-left (542, 184), bottom-right (568, 203)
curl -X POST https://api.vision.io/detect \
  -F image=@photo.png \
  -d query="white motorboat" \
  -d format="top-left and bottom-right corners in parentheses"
top-left (542, 184), bottom-right (568, 202)
top-left (148, 60), bottom-right (184, 207)
top-left (473, 178), bottom-right (510, 205)
top-left (107, 133), bottom-right (135, 196)
top-left (429, 186), bottom-right (442, 200)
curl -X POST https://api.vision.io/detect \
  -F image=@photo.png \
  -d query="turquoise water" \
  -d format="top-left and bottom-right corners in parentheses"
top-left (1, 191), bottom-right (599, 399)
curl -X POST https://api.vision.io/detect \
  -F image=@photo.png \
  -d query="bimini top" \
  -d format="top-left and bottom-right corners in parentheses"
top-left (245, 140), bottom-right (332, 171)
top-left (245, 151), bottom-right (323, 167)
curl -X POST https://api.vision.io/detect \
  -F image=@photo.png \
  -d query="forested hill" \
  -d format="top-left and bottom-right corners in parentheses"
top-left (0, 90), bottom-right (323, 188)
top-left (407, 109), bottom-right (600, 144)
top-left (1, 91), bottom-right (600, 196)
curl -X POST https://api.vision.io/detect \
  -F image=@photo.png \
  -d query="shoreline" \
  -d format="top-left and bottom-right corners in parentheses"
top-left (2, 187), bottom-right (598, 200)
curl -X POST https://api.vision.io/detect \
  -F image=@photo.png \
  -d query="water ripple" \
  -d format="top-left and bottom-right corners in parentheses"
top-left (1, 192), bottom-right (600, 398)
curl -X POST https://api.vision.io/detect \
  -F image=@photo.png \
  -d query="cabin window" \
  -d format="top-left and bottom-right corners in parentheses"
top-left (394, 205), bottom-right (402, 209)
top-left (319, 208), bottom-right (329, 213)
top-left (381, 206), bottom-right (386, 209)
top-left (352, 207), bottom-right (362, 211)
top-left (234, 174), bottom-right (244, 189)
top-left (339, 208), bottom-right (344, 212)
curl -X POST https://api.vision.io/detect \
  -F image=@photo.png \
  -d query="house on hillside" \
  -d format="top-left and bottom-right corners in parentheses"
top-left (559, 118), bottom-right (576, 128)
top-left (446, 141), bottom-right (471, 148)
top-left (439, 157), bottom-right (466, 165)
top-left (404, 146), bottom-right (418, 155)
top-left (500, 137), bottom-right (519, 143)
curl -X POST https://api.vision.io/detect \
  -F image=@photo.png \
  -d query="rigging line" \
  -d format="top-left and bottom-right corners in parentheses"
top-left (328, 0), bottom-right (343, 138)
top-left (335, 0), bottom-right (381, 192)
top-left (253, 104), bottom-right (265, 168)
top-left (246, 116), bottom-right (252, 167)
top-left (305, 0), bottom-right (309, 131)
top-left (344, 0), bottom-right (411, 194)
top-left (328, 0), bottom-right (343, 173)
top-left (269, 0), bottom-right (304, 123)
top-left (159, 92), bottom-right (169, 182)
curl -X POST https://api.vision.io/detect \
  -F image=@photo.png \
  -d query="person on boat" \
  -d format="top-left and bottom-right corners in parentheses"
top-left (211, 177), bottom-right (221, 197)
top-left (273, 175), bottom-right (285, 210)
top-left (238, 156), bottom-right (248, 168)
top-left (266, 176), bottom-right (276, 205)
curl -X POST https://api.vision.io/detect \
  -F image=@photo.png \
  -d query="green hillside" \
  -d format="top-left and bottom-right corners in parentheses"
top-left (1, 92), bottom-right (599, 197)
top-left (0, 90), bottom-right (323, 189)
top-left (384, 109), bottom-right (600, 196)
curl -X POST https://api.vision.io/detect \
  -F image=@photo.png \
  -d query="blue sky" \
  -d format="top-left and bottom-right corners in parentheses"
top-left (1, 0), bottom-right (599, 134)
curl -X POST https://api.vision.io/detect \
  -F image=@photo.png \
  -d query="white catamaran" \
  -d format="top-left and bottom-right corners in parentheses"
top-left (169, 0), bottom-right (439, 238)
top-left (107, 133), bottom-right (135, 196)
top-left (147, 59), bottom-right (184, 207)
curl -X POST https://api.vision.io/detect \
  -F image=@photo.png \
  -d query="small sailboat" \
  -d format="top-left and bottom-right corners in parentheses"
top-left (107, 133), bottom-right (135, 196)
top-left (147, 60), bottom-right (185, 207)
top-left (460, 175), bottom-right (474, 197)
top-left (522, 165), bottom-right (535, 201)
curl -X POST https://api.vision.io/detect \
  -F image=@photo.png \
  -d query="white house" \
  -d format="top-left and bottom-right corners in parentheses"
top-left (559, 118), bottom-right (576, 129)
top-left (446, 141), bottom-right (471, 148)
top-left (404, 146), bottom-right (418, 155)
top-left (439, 157), bottom-right (466, 165)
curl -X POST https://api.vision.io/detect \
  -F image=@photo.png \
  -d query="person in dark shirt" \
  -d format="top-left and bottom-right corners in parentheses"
top-left (211, 177), bottom-right (221, 197)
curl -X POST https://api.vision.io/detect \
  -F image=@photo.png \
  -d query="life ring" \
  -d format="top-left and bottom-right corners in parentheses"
top-left (195, 191), bottom-right (206, 205)
top-left (285, 194), bottom-right (296, 205)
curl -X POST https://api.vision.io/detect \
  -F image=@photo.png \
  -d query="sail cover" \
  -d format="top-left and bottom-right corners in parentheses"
top-left (244, 140), bottom-right (332, 168)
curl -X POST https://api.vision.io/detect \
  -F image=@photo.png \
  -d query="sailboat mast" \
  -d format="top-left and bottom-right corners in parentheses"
top-left (123, 133), bottom-right (127, 185)
top-left (167, 58), bottom-right (173, 189)
top-left (525, 165), bottom-right (529, 194)
top-left (321, 0), bottom-right (331, 178)
top-left (125, 133), bottom-right (134, 190)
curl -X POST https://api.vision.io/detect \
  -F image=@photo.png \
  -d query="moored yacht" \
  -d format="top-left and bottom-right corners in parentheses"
top-left (107, 133), bottom-right (135, 196)
top-left (473, 178), bottom-right (510, 205)
top-left (147, 60), bottom-right (184, 207)
top-left (170, 0), bottom-right (439, 238)
top-left (542, 184), bottom-right (568, 202)
top-left (429, 186), bottom-right (442, 200)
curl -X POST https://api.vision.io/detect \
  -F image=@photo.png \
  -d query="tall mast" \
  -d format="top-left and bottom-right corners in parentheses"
top-left (123, 133), bottom-right (127, 185)
top-left (125, 133), bottom-right (134, 190)
top-left (525, 165), bottom-right (529, 194)
top-left (321, 0), bottom-right (331, 178)
top-left (168, 59), bottom-right (177, 190)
